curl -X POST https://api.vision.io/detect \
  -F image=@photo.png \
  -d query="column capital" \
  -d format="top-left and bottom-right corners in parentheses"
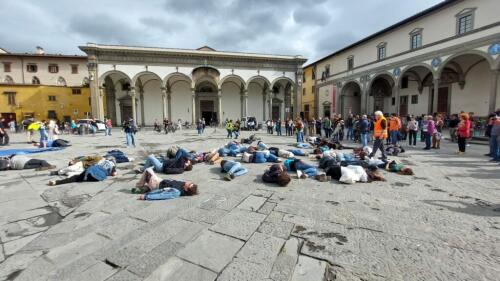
top-left (129, 87), bottom-right (136, 95)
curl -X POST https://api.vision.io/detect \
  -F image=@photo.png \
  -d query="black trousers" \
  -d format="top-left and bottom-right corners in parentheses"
top-left (370, 139), bottom-right (387, 159)
top-left (0, 133), bottom-right (9, 145)
top-left (458, 137), bottom-right (467, 152)
top-left (54, 171), bottom-right (98, 185)
top-left (408, 131), bottom-right (417, 146)
top-left (24, 159), bottom-right (50, 169)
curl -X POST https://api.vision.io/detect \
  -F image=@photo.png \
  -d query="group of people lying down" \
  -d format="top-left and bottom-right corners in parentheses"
top-left (2, 134), bottom-right (414, 201)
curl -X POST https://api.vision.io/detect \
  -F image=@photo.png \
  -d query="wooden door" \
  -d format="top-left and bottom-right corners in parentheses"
top-left (437, 87), bottom-right (449, 115)
top-left (399, 96), bottom-right (408, 117)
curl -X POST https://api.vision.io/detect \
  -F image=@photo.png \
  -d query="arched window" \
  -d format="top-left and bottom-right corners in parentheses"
top-left (4, 75), bottom-right (14, 84)
top-left (82, 77), bottom-right (89, 86)
top-left (32, 76), bottom-right (40, 84)
top-left (57, 76), bottom-right (67, 86)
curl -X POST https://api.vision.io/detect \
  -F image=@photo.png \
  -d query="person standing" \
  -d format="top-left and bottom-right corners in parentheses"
top-left (359, 115), bottom-right (369, 147)
top-left (226, 120), bottom-right (234, 139)
top-left (196, 120), bottom-right (203, 135)
top-left (489, 112), bottom-right (500, 162)
top-left (322, 116), bottom-right (332, 138)
top-left (295, 118), bottom-right (304, 143)
top-left (448, 114), bottom-right (459, 142)
top-left (0, 117), bottom-right (9, 146)
top-left (202, 118), bottom-right (206, 133)
top-left (233, 120), bottom-right (241, 139)
top-left (456, 113), bottom-right (471, 154)
top-left (407, 116), bottom-right (418, 146)
top-left (388, 113), bottom-right (401, 145)
top-left (287, 119), bottom-right (294, 136)
top-left (345, 114), bottom-right (354, 141)
top-left (433, 115), bottom-right (444, 149)
top-left (123, 117), bottom-right (136, 148)
top-left (276, 119), bottom-right (282, 136)
top-left (423, 115), bottom-right (435, 150)
top-left (309, 118), bottom-right (316, 136)
top-left (8, 119), bottom-right (16, 133)
top-left (315, 118), bottom-right (322, 137)
top-left (105, 118), bottom-right (113, 136)
top-left (368, 111), bottom-right (388, 160)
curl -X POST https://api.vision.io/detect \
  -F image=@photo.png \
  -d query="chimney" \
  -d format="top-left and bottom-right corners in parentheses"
top-left (35, 46), bottom-right (45, 55)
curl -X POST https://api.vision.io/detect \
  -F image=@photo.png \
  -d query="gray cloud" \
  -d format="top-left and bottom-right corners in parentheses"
top-left (0, 0), bottom-right (444, 62)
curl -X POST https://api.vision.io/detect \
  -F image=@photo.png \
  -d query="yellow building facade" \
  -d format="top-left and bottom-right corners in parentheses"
top-left (300, 64), bottom-right (316, 121)
top-left (0, 85), bottom-right (90, 122)
top-left (0, 47), bottom-right (91, 124)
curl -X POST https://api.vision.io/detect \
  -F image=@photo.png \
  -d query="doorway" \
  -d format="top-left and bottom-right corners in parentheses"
top-left (272, 106), bottom-right (280, 121)
top-left (374, 96), bottom-right (384, 112)
top-left (437, 87), bottom-right (449, 115)
top-left (399, 96), bottom-right (408, 117)
top-left (200, 100), bottom-right (215, 123)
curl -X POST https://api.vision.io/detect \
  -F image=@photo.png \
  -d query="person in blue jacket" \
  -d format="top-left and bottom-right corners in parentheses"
top-left (48, 158), bottom-right (116, 186)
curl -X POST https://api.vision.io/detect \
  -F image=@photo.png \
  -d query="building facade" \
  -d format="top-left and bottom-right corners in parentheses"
top-left (308, 0), bottom-right (500, 118)
top-left (0, 47), bottom-right (91, 124)
top-left (79, 44), bottom-right (306, 126)
top-left (300, 65), bottom-right (317, 120)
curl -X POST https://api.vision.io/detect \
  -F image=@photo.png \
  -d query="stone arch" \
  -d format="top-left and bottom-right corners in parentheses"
top-left (57, 76), bottom-right (67, 86)
top-left (397, 63), bottom-right (434, 87)
top-left (271, 76), bottom-right (295, 90)
top-left (99, 70), bottom-right (132, 84)
top-left (219, 74), bottom-right (246, 89)
top-left (246, 75), bottom-right (271, 90)
top-left (437, 50), bottom-right (493, 78)
top-left (192, 66), bottom-right (220, 87)
top-left (32, 76), bottom-right (40, 85)
top-left (367, 72), bottom-right (395, 90)
top-left (164, 72), bottom-right (192, 89)
top-left (131, 71), bottom-right (162, 85)
top-left (340, 80), bottom-right (362, 116)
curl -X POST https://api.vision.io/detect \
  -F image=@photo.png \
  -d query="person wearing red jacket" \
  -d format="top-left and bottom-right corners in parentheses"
top-left (456, 113), bottom-right (471, 154)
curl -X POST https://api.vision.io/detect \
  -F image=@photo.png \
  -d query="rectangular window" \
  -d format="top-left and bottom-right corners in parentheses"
top-left (302, 88), bottom-right (306, 96)
top-left (48, 64), bottom-right (59, 73)
top-left (48, 95), bottom-right (56, 101)
top-left (304, 104), bottom-right (310, 112)
top-left (325, 65), bottom-right (330, 76)
top-left (347, 57), bottom-right (354, 70)
top-left (312, 85), bottom-right (316, 95)
top-left (3, 62), bottom-right (11, 72)
top-left (47, 110), bottom-right (57, 119)
top-left (458, 14), bottom-right (473, 34)
top-left (391, 97), bottom-right (395, 105)
top-left (411, 33), bottom-right (422, 50)
top-left (311, 68), bottom-right (316, 80)
top-left (27, 64), bottom-right (37, 73)
top-left (411, 95), bottom-right (418, 104)
top-left (5, 92), bottom-right (16, 105)
top-left (377, 46), bottom-right (386, 60)
top-left (71, 64), bottom-right (79, 74)
top-left (72, 88), bottom-right (82, 95)
top-left (402, 77), bottom-right (409, 89)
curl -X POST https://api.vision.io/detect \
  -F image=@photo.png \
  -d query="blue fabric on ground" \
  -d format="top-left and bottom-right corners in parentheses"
top-left (105, 150), bottom-right (130, 163)
top-left (0, 147), bottom-right (63, 157)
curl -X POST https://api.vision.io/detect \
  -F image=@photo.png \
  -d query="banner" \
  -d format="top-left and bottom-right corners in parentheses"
top-left (332, 87), bottom-right (336, 114)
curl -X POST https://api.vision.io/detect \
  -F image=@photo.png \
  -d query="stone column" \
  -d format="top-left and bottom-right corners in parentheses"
top-left (268, 90), bottom-right (273, 120)
top-left (130, 87), bottom-right (137, 122)
top-left (241, 90), bottom-right (248, 118)
top-left (191, 88), bottom-right (196, 124)
top-left (99, 87), bottom-right (105, 118)
top-left (489, 70), bottom-right (499, 113)
top-left (161, 87), bottom-right (167, 120)
top-left (360, 87), bottom-right (368, 114)
top-left (262, 90), bottom-right (267, 121)
top-left (88, 62), bottom-right (104, 120)
top-left (139, 89), bottom-right (145, 126)
top-left (393, 85), bottom-right (400, 115)
top-left (218, 89), bottom-right (223, 126)
top-left (167, 91), bottom-right (172, 121)
top-left (431, 79), bottom-right (439, 114)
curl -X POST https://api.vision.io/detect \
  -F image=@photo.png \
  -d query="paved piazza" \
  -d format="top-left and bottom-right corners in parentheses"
top-left (0, 129), bottom-right (499, 281)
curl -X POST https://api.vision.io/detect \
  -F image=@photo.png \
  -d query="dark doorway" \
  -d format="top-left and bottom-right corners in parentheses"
top-left (272, 106), bottom-right (280, 121)
top-left (1, 113), bottom-right (16, 127)
top-left (399, 96), bottom-right (408, 117)
top-left (200, 100), bottom-right (215, 123)
top-left (121, 106), bottom-right (132, 122)
top-left (437, 87), bottom-right (449, 115)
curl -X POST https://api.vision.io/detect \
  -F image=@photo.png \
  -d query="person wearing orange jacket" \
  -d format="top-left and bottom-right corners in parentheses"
top-left (368, 111), bottom-right (388, 160)
top-left (388, 113), bottom-right (401, 145)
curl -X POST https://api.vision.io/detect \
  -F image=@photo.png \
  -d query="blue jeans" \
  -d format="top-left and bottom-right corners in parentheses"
top-left (276, 126), bottom-right (282, 136)
top-left (144, 188), bottom-right (181, 200)
top-left (223, 162), bottom-right (248, 177)
top-left (197, 128), bottom-right (202, 134)
top-left (288, 149), bottom-right (306, 156)
top-left (296, 131), bottom-right (304, 143)
top-left (360, 133), bottom-right (368, 147)
top-left (126, 132), bottom-right (135, 147)
top-left (144, 155), bottom-right (163, 171)
top-left (233, 130), bottom-right (240, 139)
top-left (347, 127), bottom-right (354, 140)
top-left (105, 128), bottom-right (112, 136)
top-left (424, 133), bottom-right (432, 149)
top-left (491, 135), bottom-right (499, 160)
top-left (295, 161), bottom-right (317, 177)
top-left (175, 148), bottom-right (195, 161)
top-left (390, 131), bottom-right (399, 145)
top-left (226, 129), bottom-right (233, 138)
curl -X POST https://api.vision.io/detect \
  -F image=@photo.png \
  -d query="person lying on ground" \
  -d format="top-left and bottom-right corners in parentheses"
top-left (104, 149), bottom-right (134, 163)
top-left (283, 158), bottom-right (330, 181)
top-left (48, 157), bottom-right (116, 186)
top-left (0, 155), bottom-right (56, 171)
top-left (241, 151), bottom-right (281, 163)
top-left (32, 139), bottom-right (71, 148)
top-left (141, 154), bottom-right (193, 174)
top-left (138, 179), bottom-right (198, 200)
top-left (241, 134), bottom-right (260, 145)
top-left (49, 154), bottom-right (103, 177)
top-left (220, 160), bottom-right (248, 181)
top-left (262, 164), bottom-right (292, 187)
top-left (133, 167), bottom-right (162, 193)
top-left (385, 160), bottom-right (414, 175)
top-left (203, 149), bottom-right (223, 165)
top-left (269, 147), bottom-right (295, 158)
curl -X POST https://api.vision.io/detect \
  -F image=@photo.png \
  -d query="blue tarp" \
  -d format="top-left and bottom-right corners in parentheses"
top-left (0, 147), bottom-right (63, 157)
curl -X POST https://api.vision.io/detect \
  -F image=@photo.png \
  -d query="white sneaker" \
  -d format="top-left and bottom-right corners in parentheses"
top-left (296, 170), bottom-right (303, 179)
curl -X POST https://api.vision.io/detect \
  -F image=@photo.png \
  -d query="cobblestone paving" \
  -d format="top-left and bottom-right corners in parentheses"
top-left (0, 129), bottom-right (499, 280)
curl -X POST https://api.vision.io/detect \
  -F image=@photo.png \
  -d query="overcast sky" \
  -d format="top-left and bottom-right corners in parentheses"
top-left (1, 0), bottom-right (443, 63)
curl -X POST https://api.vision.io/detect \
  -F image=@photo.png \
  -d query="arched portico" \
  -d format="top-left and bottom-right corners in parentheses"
top-left (165, 73), bottom-right (192, 123)
top-left (247, 76), bottom-right (269, 121)
top-left (340, 81), bottom-right (362, 117)
top-left (271, 77), bottom-right (295, 121)
top-left (398, 64), bottom-right (434, 116)
top-left (101, 70), bottom-right (133, 125)
top-left (133, 72), bottom-right (163, 126)
top-left (220, 75), bottom-right (246, 121)
top-left (369, 73), bottom-right (395, 114)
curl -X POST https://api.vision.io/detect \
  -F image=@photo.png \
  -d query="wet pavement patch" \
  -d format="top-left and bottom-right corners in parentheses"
top-left (392, 182), bottom-right (410, 187)
top-left (6, 269), bottom-right (24, 281)
top-left (74, 212), bottom-right (91, 218)
top-left (431, 188), bottom-right (446, 192)
top-left (33, 211), bottom-right (63, 227)
top-left (61, 195), bottom-right (90, 208)
top-left (326, 200), bottom-right (339, 205)
top-left (305, 240), bottom-right (326, 252)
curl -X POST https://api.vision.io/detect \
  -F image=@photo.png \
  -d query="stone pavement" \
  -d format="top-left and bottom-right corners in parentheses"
top-left (0, 129), bottom-right (499, 281)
